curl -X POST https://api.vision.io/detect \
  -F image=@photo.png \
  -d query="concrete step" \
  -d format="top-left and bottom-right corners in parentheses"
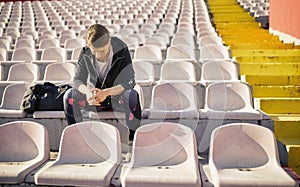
top-left (278, 138), bottom-right (300, 171)
top-left (229, 43), bottom-right (300, 50)
top-left (251, 85), bottom-right (300, 97)
top-left (240, 62), bottom-right (300, 76)
top-left (271, 115), bottom-right (300, 176)
top-left (235, 55), bottom-right (300, 63)
top-left (242, 75), bottom-right (300, 86)
top-left (255, 98), bottom-right (300, 114)
top-left (233, 49), bottom-right (300, 57)
top-left (271, 115), bottom-right (300, 139)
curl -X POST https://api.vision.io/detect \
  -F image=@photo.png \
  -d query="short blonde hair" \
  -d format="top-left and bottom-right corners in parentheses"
top-left (86, 24), bottom-right (110, 48)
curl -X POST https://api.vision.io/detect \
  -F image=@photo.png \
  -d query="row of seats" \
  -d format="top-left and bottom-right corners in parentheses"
top-left (0, 81), bottom-right (261, 120)
top-left (237, 0), bottom-right (269, 28)
top-left (0, 120), bottom-right (296, 186)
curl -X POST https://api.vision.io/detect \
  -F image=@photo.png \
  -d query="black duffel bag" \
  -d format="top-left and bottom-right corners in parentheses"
top-left (20, 82), bottom-right (72, 114)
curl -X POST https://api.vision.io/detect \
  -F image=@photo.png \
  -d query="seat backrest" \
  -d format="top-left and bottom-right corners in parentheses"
top-left (201, 60), bottom-right (239, 82)
top-left (150, 82), bottom-right (197, 111)
top-left (205, 82), bottom-right (253, 111)
top-left (0, 121), bottom-right (49, 162)
top-left (41, 47), bottom-right (65, 62)
top-left (133, 61), bottom-right (155, 82)
top-left (0, 83), bottom-right (28, 109)
top-left (64, 38), bottom-right (85, 49)
top-left (39, 38), bottom-right (59, 49)
top-left (7, 63), bottom-right (40, 81)
top-left (210, 123), bottom-right (279, 169)
top-left (56, 121), bottom-right (121, 164)
top-left (134, 45), bottom-right (162, 61)
top-left (132, 122), bottom-right (196, 167)
top-left (166, 45), bottom-right (196, 62)
top-left (14, 38), bottom-right (35, 49)
top-left (160, 61), bottom-right (196, 82)
top-left (43, 62), bottom-right (76, 81)
top-left (200, 44), bottom-right (231, 62)
top-left (11, 47), bottom-right (36, 62)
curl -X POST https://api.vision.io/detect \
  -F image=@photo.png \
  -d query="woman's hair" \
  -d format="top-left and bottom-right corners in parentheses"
top-left (86, 24), bottom-right (110, 48)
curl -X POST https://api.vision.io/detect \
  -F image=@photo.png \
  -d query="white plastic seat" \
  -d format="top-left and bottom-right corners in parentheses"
top-left (64, 38), bottom-right (85, 50)
top-left (208, 123), bottom-right (297, 187)
top-left (5, 63), bottom-right (40, 82)
top-left (201, 81), bottom-right (262, 120)
top-left (0, 83), bottom-right (28, 118)
top-left (38, 38), bottom-right (60, 50)
top-left (133, 61), bottom-right (156, 86)
top-left (32, 47), bottom-right (66, 80)
top-left (159, 61), bottom-right (197, 85)
top-left (200, 60), bottom-right (239, 85)
top-left (198, 35), bottom-right (223, 47)
top-left (171, 35), bottom-right (195, 48)
top-left (42, 62), bottom-right (76, 84)
top-left (199, 44), bottom-right (231, 63)
top-left (133, 45), bottom-right (162, 64)
top-left (0, 47), bottom-right (36, 80)
top-left (121, 122), bottom-right (201, 187)
top-left (14, 38), bottom-right (35, 49)
top-left (148, 82), bottom-right (199, 119)
top-left (35, 121), bottom-right (121, 187)
top-left (166, 45), bottom-right (197, 63)
top-left (0, 121), bottom-right (50, 184)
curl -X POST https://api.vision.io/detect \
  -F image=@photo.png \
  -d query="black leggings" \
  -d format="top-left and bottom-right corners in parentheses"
top-left (63, 88), bottom-right (141, 132)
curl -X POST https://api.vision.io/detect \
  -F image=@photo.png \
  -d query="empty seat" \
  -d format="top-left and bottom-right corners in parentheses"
top-left (32, 47), bottom-right (66, 79)
top-left (199, 44), bottom-right (231, 63)
top-left (38, 38), bottom-right (60, 50)
top-left (0, 83), bottom-right (28, 118)
top-left (6, 63), bottom-right (40, 82)
top-left (201, 81), bottom-right (262, 120)
top-left (159, 61), bottom-right (197, 85)
top-left (121, 122), bottom-right (201, 187)
top-left (14, 38), bottom-right (35, 49)
top-left (166, 45), bottom-right (197, 63)
top-left (148, 82), bottom-right (199, 119)
top-left (42, 62), bottom-right (76, 83)
top-left (208, 123), bottom-right (297, 187)
top-left (200, 60), bottom-right (239, 85)
top-left (35, 121), bottom-right (121, 187)
top-left (0, 47), bottom-right (36, 80)
top-left (133, 61), bottom-right (156, 86)
top-left (133, 45), bottom-right (162, 64)
top-left (0, 121), bottom-right (50, 184)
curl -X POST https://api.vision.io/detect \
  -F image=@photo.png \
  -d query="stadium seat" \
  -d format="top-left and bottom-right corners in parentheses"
top-left (133, 61), bottom-right (156, 86)
top-left (35, 121), bottom-right (121, 186)
top-left (0, 121), bottom-right (50, 184)
top-left (201, 81), bottom-right (262, 120)
top-left (0, 47), bottom-right (36, 80)
top-left (208, 123), bottom-right (297, 187)
top-left (133, 45), bottom-right (162, 64)
top-left (159, 61), bottom-right (197, 85)
top-left (5, 63), bottom-right (40, 82)
top-left (41, 62), bottom-right (76, 84)
top-left (148, 82), bottom-right (199, 119)
top-left (199, 44), bottom-right (231, 63)
top-left (0, 83), bottom-right (28, 118)
top-left (200, 60), bottom-right (239, 85)
top-left (165, 45), bottom-right (197, 63)
top-left (121, 122), bottom-right (201, 187)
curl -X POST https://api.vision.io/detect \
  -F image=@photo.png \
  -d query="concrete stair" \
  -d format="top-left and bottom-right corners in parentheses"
top-left (207, 0), bottom-right (300, 176)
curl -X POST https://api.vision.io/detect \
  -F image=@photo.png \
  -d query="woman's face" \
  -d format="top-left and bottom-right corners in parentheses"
top-left (90, 41), bottom-right (110, 62)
